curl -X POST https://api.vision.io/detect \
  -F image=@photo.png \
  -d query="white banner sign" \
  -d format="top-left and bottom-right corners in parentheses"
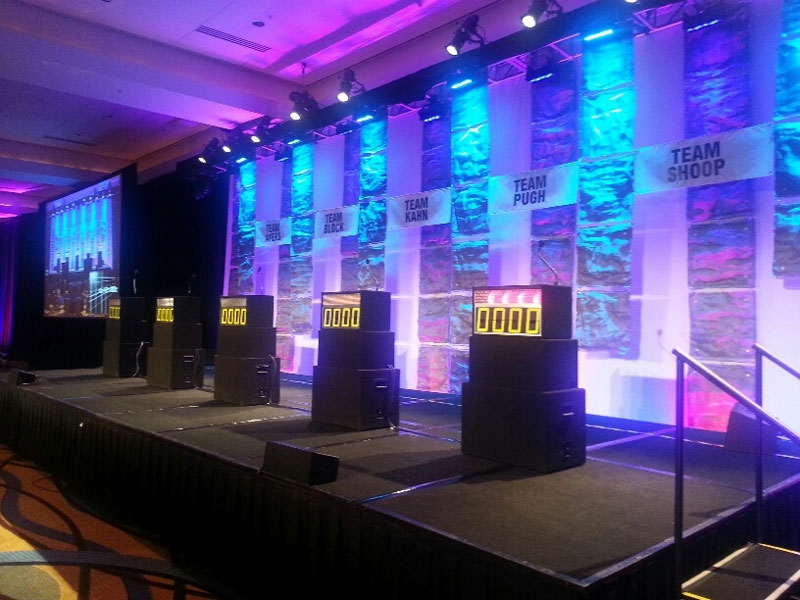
top-left (255, 218), bottom-right (291, 247)
top-left (314, 205), bottom-right (359, 239)
top-left (634, 124), bottom-right (774, 194)
top-left (387, 188), bottom-right (452, 230)
top-left (489, 163), bottom-right (578, 214)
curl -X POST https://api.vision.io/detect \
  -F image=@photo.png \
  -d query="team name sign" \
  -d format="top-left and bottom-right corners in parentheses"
top-left (634, 124), bottom-right (773, 194)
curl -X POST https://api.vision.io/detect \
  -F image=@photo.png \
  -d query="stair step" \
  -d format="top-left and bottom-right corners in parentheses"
top-left (683, 543), bottom-right (800, 600)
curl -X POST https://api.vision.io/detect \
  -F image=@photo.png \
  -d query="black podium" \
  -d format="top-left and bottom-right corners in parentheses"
top-left (461, 285), bottom-right (586, 474)
top-left (311, 291), bottom-right (399, 430)
top-left (146, 296), bottom-right (204, 390)
top-left (214, 295), bottom-right (280, 405)
top-left (102, 297), bottom-right (150, 377)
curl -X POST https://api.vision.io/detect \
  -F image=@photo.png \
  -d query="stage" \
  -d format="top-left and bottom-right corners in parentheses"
top-left (1, 369), bottom-right (799, 599)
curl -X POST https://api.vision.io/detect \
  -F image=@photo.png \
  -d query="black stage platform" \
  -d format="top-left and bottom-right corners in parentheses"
top-left (1, 369), bottom-right (800, 599)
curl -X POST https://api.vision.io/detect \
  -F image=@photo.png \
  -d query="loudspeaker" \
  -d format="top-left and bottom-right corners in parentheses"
top-left (217, 326), bottom-right (277, 358)
top-left (468, 336), bottom-right (578, 390)
top-left (146, 347), bottom-right (205, 390)
top-left (461, 382), bottom-right (586, 474)
top-left (102, 341), bottom-right (148, 378)
top-left (724, 403), bottom-right (778, 454)
top-left (153, 322), bottom-right (202, 349)
top-left (105, 319), bottom-right (150, 344)
top-left (261, 441), bottom-right (339, 485)
top-left (8, 369), bottom-right (36, 385)
top-left (317, 329), bottom-right (395, 370)
top-left (311, 365), bottom-right (400, 430)
top-left (213, 355), bottom-right (281, 405)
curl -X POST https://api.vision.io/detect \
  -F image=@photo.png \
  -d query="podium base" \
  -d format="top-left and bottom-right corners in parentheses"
top-left (146, 347), bottom-right (205, 390)
top-left (461, 382), bottom-right (586, 474)
top-left (311, 365), bottom-right (399, 431)
top-left (213, 355), bottom-right (281, 406)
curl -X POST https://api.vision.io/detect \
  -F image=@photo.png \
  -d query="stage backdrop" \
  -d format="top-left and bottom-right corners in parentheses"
top-left (224, 0), bottom-right (800, 432)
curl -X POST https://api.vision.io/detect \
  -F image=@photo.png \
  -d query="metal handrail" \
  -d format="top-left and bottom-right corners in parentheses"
top-left (754, 344), bottom-right (800, 381)
top-left (672, 348), bottom-right (800, 599)
top-left (752, 344), bottom-right (800, 543)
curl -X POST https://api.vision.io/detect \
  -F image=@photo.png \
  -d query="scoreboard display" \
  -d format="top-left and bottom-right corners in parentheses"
top-left (472, 285), bottom-right (572, 339)
top-left (108, 299), bottom-right (121, 320)
top-left (155, 296), bottom-right (199, 325)
top-left (473, 287), bottom-right (541, 336)
top-left (321, 292), bottom-right (361, 330)
top-left (218, 296), bottom-right (274, 328)
top-left (320, 291), bottom-right (390, 332)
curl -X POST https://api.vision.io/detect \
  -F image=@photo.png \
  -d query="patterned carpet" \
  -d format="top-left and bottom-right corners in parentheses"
top-left (0, 444), bottom-right (222, 600)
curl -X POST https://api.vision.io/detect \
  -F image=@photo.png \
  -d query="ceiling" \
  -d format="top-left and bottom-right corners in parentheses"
top-left (0, 0), bottom-right (588, 218)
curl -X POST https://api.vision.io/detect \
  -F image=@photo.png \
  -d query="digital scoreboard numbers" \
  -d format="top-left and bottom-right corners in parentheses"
top-left (321, 292), bottom-right (361, 330)
top-left (473, 287), bottom-right (543, 337)
top-left (156, 298), bottom-right (175, 323)
top-left (108, 300), bottom-right (121, 320)
top-left (220, 297), bottom-right (248, 327)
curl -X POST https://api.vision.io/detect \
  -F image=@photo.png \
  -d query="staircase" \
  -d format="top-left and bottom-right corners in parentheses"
top-left (674, 345), bottom-right (800, 600)
top-left (682, 544), bottom-right (800, 600)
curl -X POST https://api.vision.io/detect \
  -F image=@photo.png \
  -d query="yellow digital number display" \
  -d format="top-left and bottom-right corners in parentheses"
top-left (220, 307), bottom-right (248, 326)
top-left (473, 287), bottom-right (543, 337)
top-left (108, 305), bottom-right (121, 320)
top-left (474, 306), bottom-right (540, 336)
top-left (322, 306), bottom-right (361, 329)
top-left (156, 307), bottom-right (174, 323)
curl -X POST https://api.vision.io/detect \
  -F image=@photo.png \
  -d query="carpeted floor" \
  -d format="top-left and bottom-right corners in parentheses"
top-left (0, 444), bottom-right (223, 600)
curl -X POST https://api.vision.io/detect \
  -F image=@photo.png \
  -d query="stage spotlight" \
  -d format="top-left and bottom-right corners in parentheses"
top-left (445, 15), bottom-right (484, 56)
top-left (624, 0), bottom-right (639, 3)
top-left (337, 68), bottom-right (365, 103)
top-left (418, 93), bottom-right (449, 123)
top-left (289, 91), bottom-right (319, 121)
top-left (198, 138), bottom-right (222, 164)
top-left (250, 118), bottom-right (273, 144)
top-left (521, 0), bottom-right (562, 28)
top-left (583, 28), bottom-right (615, 42)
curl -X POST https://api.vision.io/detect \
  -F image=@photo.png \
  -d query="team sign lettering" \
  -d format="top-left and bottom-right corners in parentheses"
top-left (667, 142), bottom-right (724, 183)
top-left (387, 189), bottom-right (451, 230)
top-left (634, 124), bottom-right (773, 194)
top-left (256, 219), bottom-right (290, 247)
top-left (489, 163), bottom-right (577, 214)
top-left (314, 206), bottom-right (358, 239)
top-left (512, 174), bottom-right (547, 206)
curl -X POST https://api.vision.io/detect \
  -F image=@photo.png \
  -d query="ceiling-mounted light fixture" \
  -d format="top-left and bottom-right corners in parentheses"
top-left (418, 91), bottom-right (449, 123)
top-left (198, 137), bottom-right (222, 164)
top-left (445, 15), bottom-right (484, 56)
top-left (289, 91), bottom-right (319, 121)
top-left (250, 117), bottom-right (273, 143)
top-left (521, 0), bottom-right (562, 28)
top-left (337, 68), bottom-right (365, 103)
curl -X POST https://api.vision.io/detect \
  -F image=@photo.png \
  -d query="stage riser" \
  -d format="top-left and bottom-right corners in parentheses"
top-left (2, 380), bottom-right (799, 600)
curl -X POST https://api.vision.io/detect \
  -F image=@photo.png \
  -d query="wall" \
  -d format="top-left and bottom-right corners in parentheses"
top-left (225, 0), bottom-right (800, 431)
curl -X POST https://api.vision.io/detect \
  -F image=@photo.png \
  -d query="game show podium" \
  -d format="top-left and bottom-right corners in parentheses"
top-left (311, 291), bottom-right (400, 431)
top-left (102, 297), bottom-right (150, 377)
top-left (214, 295), bottom-right (280, 405)
top-left (146, 296), bottom-right (205, 390)
top-left (461, 285), bottom-right (586, 474)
